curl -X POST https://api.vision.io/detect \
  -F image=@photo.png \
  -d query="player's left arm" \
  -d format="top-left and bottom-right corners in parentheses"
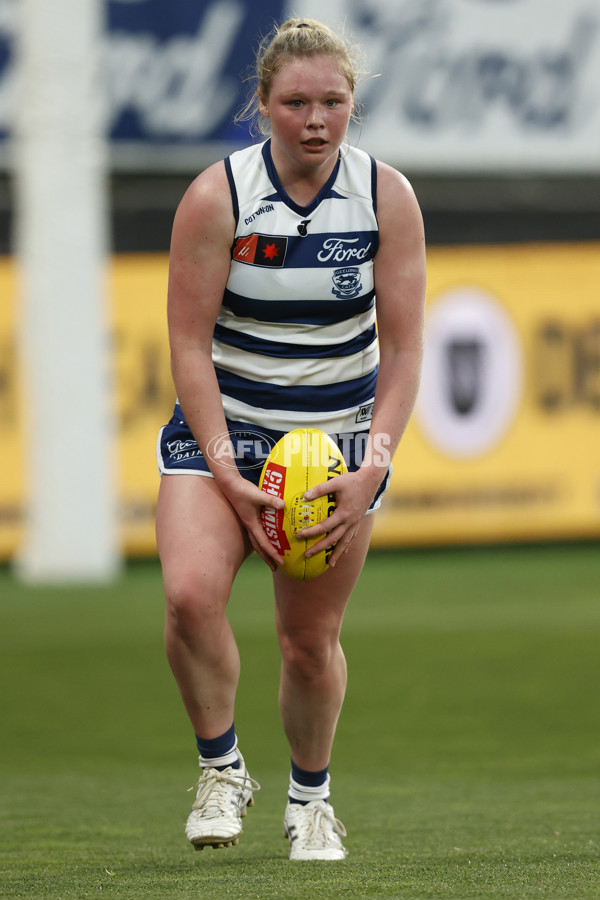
top-left (302, 162), bottom-right (426, 562)
top-left (357, 161), bottom-right (427, 487)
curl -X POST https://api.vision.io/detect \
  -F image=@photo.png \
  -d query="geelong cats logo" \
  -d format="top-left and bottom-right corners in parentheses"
top-left (331, 267), bottom-right (362, 299)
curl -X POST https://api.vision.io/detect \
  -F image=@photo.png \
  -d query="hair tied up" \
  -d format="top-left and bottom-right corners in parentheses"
top-left (234, 17), bottom-right (367, 138)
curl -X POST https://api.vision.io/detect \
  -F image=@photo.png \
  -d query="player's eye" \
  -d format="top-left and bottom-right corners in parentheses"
top-left (325, 99), bottom-right (340, 107)
top-left (288, 99), bottom-right (303, 108)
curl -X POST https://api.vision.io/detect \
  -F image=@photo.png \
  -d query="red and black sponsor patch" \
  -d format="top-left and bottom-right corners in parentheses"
top-left (233, 234), bottom-right (288, 267)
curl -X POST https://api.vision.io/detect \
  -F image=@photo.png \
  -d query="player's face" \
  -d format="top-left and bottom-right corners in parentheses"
top-left (260, 54), bottom-right (354, 176)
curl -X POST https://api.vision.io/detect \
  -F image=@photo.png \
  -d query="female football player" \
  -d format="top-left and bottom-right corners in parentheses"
top-left (156, 17), bottom-right (426, 860)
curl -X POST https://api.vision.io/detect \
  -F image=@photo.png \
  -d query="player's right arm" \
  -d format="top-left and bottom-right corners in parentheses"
top-left (166, 162), bottom-right (284, 569)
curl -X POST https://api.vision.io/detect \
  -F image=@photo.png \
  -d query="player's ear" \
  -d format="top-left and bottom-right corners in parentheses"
top-left (258, 88), bottom-right (269, 118)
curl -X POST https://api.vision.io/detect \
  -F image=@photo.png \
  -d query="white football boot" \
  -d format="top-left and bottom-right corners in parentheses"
top-left (185, 749), bottom-right (260, 850)
top-left (283, 799), bottom-right (348, 860)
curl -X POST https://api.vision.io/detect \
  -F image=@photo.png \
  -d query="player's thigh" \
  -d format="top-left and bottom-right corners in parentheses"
top-left (273, 514), bottom-right (375, 646)
top-left (156, 473), bottom-right (252, 606)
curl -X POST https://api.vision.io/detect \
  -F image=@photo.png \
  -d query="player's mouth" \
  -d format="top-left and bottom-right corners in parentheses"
top-left (302, 138), bottom-right (327, 149)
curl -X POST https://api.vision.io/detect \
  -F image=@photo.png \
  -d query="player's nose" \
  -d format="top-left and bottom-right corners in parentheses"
top-left (305, 104), bottom-right (325, 127)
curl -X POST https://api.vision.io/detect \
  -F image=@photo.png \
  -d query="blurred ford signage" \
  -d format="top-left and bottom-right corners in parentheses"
top-left (0, 0), bottom-right (599, 172)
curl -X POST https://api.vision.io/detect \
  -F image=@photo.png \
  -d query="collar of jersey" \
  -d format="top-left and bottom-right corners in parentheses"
top-left (262, 139), bottom-right (341, 217)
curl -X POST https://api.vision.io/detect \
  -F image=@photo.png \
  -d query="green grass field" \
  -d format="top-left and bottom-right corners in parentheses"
top-left (1, 544), bottom-right (599, 899)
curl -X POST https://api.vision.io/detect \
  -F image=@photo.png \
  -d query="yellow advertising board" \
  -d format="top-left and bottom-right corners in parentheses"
top-left (1, 243), bottom-right (599, 559)
top-left (373, 242), bottom-right (600, 546)
top-left (0, 255), bottom-right (175, 560)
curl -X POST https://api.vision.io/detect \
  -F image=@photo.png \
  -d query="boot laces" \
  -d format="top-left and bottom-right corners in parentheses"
top-left (188, 767), bottom-right (261, 818)
top-left (297, 803), bottom-right (347, 847)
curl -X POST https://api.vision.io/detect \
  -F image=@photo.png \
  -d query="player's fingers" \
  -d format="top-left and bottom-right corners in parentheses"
top-left (304, 519), bottom-right (355, 559)
top-left (245, 501), bottom-right (286, 569)
top-left (303, 471), bottom-right (349, 502)
top-left (295, 521), bottom-right (328, 540)
top-left (248, 525), bottom-right (284, 570)
top-left (256, 517), bottom-right (285, 561)
top-left (328, 527), bottom-right (358, 567)
top-left (296, 506), bottom-right (348, 541)
top-left (256, 490), bottom-right (285, 511)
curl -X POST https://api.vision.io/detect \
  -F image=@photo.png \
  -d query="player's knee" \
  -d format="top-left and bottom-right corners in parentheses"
top-left (280, 631), bottom-right (337, 683)
top-left (163, 570), bottom-right (228, 636)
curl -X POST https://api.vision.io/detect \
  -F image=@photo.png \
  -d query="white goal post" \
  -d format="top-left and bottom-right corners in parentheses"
top-left (13, 0), bottom-right (121, 580)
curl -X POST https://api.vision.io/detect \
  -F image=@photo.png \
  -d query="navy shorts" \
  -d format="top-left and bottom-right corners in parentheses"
top-left (157, 404), bottom-right (391, 513)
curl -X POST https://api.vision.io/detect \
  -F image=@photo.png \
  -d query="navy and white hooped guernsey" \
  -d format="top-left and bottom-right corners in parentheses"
top-left (215, 139), bottom-right (380, 436)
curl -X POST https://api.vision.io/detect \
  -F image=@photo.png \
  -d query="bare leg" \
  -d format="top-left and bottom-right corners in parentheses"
top-left (156, 474), bottom-right (252, 739)
top-left (274, 516), bottom-right (374, 770)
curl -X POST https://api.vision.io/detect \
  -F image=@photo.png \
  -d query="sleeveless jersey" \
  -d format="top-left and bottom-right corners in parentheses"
top-left (215, 139), bottom-right (380, 436)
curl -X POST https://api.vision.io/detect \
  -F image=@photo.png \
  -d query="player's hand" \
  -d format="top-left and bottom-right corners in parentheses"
top-left (220, 476), bottom-right (285, 571)
top-left (297, 470), bottom-right (378, 567)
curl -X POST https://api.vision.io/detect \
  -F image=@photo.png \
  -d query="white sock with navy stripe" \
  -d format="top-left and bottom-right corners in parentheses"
top-left (288, 760), bottom-right (330, 805)
top-left (195, 723), bottom-right (240, 770)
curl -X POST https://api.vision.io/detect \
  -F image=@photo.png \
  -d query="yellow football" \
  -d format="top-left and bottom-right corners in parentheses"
top-left (259, 428), bottom-right (348, 580)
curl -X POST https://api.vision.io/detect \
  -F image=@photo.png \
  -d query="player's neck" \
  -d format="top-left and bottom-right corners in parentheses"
top-left (270, 143), bottom-right (338, 207)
